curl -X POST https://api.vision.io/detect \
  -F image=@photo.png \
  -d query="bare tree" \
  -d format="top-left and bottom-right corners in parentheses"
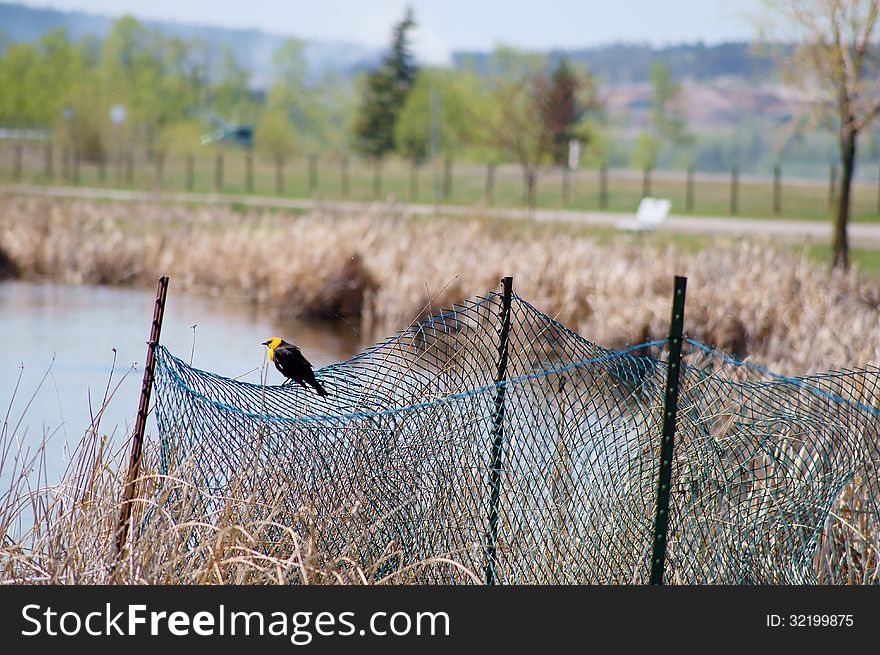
top-left (766, 0), bottom-right (880, 269)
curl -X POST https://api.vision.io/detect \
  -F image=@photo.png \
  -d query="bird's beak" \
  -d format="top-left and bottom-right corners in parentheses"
top-left (261, 340), bottom-right (270, 346)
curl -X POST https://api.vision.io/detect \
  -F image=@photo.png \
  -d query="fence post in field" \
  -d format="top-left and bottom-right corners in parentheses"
top-left (155, 151), bottom-right (165, 190)
top-left (275, 156), bottom-right (284, 195)
top-left (485, 162), bottom-right (496, 205)
top-left (341, 157), bottom-right (350, 198)
top-left (829, 164), bottom-right (837, 209)
top-left (524, 169), bottom-right (537, 213)
top-left (729, 166), bottom-right (739, 215)
top-left (98, 154), bottom-right (106, 183)
top-left (44, 142), bottom-right (53, 181)
top-left (599, 164), bottom-right (608, 209)
top-left (245, 150), bottom-right (254, 193)
top-left (643, 166), bottom-right (652, 198)
top-left (773, 165), bottom-right (781, 215)
top-left (114, 147), bottom-right (123, 186)
top-left (485, 275), bottom-right (513, 586)
top-left (214, 153), bottom-right (223, 192)
top-left (113, 275), bottom-right (169, 572)
top-left (650, 275), bottom-right (687, 585)
top-left (13, 143), bottom-right (23, 181)
top-left (125, 151), bottom-right (134, 186)
top-left (72, 149), bottom-right (80, 185)
top-left (443, 157), bottom-right (453, 201)
top-left (308, 153), bottom-right (318, 196)
top-left (372, 157), bottom-right (382, 199)
top-left (185, 154), bottom-right (194, 192)
top-left (61, 146), bottom-right (70, 181)
top-left (562, 166), bottom-right (571, 205)
top-left (409, 158), bottom-right (418, 201)
top-left (685, 166), bottom-right (694, 213)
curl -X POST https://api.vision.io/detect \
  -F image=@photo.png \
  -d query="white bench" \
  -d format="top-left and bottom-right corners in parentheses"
top-left (616, 197), bottom-right (671, 231)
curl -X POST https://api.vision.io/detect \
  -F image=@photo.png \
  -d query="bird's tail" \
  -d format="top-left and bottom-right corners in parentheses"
top-left (311, 379), bottom-right (328, 397)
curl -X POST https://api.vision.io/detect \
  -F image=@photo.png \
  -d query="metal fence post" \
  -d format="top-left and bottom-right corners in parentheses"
top-left (13, 143), bottom-right (22, 181)
top-left (562, 166), bottom-right (571, 205)
top-left (309, 153), bottom-right (318, 196)
top-left (650, 275), bottom-right (687, 585)
top-left (599, 164), bottom-right (608, 209)
top-left (214, 153), bottom-right (223, 192)
top-left (186, 154), bottom-right (194, 192)
top-left (485, 162), bottom-right (495, 205)
top-left (114, 275), bottom-right (169, 567)
top-left (485, 276), bottom-right (513, 586)
top-left (409, 159), bottom-right (418, 201)
top-left (729, 167), bottom-right (738, 215)
top-left (685, 166), bottom-right (694, 213)
top-left (372, 157), bottom-right (382, 199)
top-left (773, 165), bottom-right (781, 215)
top-left (275, 156), bottom-right (284, 195)
top-left (829, 163), bottom-right (837, 209)
top-left (44, 142), bottom-right (53, 181)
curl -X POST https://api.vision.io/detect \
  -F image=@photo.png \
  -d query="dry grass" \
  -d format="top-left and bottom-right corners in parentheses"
top-left (0, 392), bottom-right (478, 585)
top-left (2, 189), bottom-right (880, 583)
top-left (2, 192), bottom-right (879, 376)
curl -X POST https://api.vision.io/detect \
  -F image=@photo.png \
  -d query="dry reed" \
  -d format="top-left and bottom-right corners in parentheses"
top-left (2, 192), bottom-right (877, 377)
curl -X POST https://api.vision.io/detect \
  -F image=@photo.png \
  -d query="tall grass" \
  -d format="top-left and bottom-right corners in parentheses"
top-left (0, 379), bottom-right (477, 584)
top-left (2, 193), bottom-right (879, 376)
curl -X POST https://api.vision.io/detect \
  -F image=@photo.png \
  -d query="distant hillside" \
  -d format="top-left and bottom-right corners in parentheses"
top-left (1, 2), bottom-right (784, 88)
top-left (455, 42), bottom-right (783, 84)
top-left (0, 2), bottom-right (382, 85)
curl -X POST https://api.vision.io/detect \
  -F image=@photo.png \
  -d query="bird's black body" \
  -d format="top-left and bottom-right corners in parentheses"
top-left (271, 341), bottom-right (328, 396)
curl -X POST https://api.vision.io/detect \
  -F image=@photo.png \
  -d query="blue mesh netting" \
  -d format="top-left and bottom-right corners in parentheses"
top-left (151, 288), bottom-right (880, 584)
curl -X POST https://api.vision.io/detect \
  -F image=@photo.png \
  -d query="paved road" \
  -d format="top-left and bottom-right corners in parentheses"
top-left (4, 183), bottom-right (880, 249)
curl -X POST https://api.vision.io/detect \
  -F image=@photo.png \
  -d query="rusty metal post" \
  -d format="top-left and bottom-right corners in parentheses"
top-left (485, 276), bottom-right (513, 585)
top-left (114, 275), bottom-right (169, 561)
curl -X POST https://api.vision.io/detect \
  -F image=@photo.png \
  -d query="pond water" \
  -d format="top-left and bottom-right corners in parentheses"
top-left (0, 280), bottom-right (363, 482)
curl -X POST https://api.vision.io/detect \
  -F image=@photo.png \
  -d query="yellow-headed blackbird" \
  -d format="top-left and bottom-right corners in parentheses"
top-left (262, 337), bottom-right (328, 396)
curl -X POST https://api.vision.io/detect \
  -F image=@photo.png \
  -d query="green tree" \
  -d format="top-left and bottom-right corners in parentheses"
top-left (764, 0), bottom-right (880, 270)
top-left (633, 61), bottom-right (689, 170)
top-left (649, 61), bottom-right (688, 145)
top-left (488, 73), bottom-right (552, 209)
top-left (395, 68), bottom-right (484, 163)
top-left (540, 58), bottom-right (603, 166)
top-left (541, 59), bottom-right (579, 166)
top-left (352, 7), bottom-right (418, 158)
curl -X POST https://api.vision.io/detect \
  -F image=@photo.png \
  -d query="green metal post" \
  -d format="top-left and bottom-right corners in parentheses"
top-left (650, 275), bottom-right (687, 585)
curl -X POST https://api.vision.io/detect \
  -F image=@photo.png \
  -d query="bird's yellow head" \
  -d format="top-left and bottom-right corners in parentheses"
top-left (261, 337), bottom-right (283, 361)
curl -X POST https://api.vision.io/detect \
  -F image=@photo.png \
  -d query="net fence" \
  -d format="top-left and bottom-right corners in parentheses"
top-left (151, 287), bottom-right (880, 584)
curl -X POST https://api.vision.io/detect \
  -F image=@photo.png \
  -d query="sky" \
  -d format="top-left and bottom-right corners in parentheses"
top-left (13, 0), bottom-right (767, 63)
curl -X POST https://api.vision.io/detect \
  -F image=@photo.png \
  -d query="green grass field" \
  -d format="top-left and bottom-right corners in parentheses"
top-left (3, 142), bottom-right (880, 222)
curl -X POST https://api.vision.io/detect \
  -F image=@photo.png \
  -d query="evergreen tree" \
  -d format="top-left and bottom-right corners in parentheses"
top-left (541, 58), bottom-right (580, 166)
top-left (352, 8), bottom-right (417, 158)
